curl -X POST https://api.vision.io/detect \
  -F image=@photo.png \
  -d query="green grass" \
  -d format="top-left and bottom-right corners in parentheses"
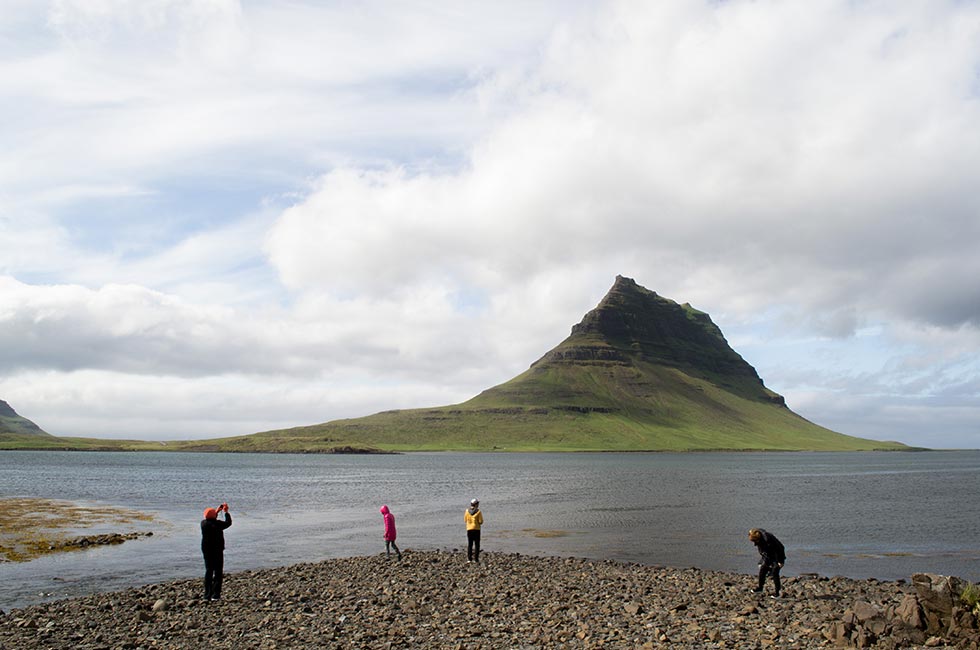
top-left (0, 432), bottom-right (171, 451)
top-left (961, 583), bottom-right (980, 615)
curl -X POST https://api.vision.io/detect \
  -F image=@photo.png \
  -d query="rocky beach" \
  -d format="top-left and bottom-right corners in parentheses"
top-left (2, 551), bottom-right (977, 649)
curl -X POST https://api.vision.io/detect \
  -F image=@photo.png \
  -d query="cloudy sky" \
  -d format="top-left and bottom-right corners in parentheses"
top-left (1, 0), bottom-right (978, 448)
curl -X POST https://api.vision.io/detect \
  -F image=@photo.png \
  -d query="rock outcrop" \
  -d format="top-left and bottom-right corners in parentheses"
top-left (819, 572), bottom-right (980, 648)
top-left (551, 275), bottom-right (771, 388)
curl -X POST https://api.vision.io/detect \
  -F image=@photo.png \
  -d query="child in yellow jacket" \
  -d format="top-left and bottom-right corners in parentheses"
top-left (465, 498), bottom-right (483, 563)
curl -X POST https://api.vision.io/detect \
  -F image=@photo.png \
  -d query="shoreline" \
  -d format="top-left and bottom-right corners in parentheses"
top-left (2, 551), bottom-right (976, 649)
top-left (0, 443), bottom-right (938, 453)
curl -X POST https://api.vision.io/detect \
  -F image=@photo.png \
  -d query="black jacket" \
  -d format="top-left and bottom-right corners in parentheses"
top-left (753, 529), bottom-right (785, 565)
top-left (201, 513), bottom-right (232, 553)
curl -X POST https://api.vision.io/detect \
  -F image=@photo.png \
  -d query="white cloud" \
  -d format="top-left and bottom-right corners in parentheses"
top-left (0, 369), bottom-right (470, 440)
top-left (267, 1), bottom-right (980, 333)
top-left (1, 1), bottom-right (979, 447)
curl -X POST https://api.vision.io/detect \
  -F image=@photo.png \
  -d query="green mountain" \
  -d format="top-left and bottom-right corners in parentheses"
top-left (0, 399), bottom-right (51, 436)
top-left (214, 276), bottom-right (908, 452)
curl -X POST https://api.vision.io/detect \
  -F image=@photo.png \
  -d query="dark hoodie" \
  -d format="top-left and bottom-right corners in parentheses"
top-left (753, 529), bottom-right (785, 565)
top-left (201, 512), bottom-right (232, 553)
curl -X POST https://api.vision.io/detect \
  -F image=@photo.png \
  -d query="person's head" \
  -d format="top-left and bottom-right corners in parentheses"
top-left (748, 528), bottom-right (762, 542)
top-left (204, 507), bottom-right (218, 520)
top-left (470, 498), bottom-right (479, 508)
top-left (380, 505), bottom-right (389, 515)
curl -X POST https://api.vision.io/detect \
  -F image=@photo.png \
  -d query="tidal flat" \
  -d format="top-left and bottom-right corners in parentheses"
top-left (0, 498), bottom-right (154, 563)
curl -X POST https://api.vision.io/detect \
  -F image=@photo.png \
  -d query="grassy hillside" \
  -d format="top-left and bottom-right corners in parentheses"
top-left (196, 278), bottom-right (908, 452)
top-left (202, 359), bottom-right (905, 452)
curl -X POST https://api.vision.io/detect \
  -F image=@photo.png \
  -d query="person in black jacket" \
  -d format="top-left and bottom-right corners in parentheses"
top-left (749, 528), bottom-right (785, 597)
top-left (201, 503), bottom-right (232, 601)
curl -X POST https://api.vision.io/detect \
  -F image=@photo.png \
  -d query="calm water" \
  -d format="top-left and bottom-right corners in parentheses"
top-left (1, 450), bottom-right (978, 610)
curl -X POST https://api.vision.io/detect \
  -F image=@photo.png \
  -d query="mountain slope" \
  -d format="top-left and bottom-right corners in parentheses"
top-left (217, 276), bottom-right (908, 452)
top-left (0, 399), bottom-right (52, 437)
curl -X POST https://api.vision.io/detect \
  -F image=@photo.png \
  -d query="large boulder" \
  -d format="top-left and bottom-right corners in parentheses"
top-left (912, 572), bottom-right (980, 645)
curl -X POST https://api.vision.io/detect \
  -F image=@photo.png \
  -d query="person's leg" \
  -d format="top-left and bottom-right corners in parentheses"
top-left (211, 552), bottom-right (224, 599)
top-left (385, 540), bottom-right (392, 556)
top-left (203, 552), bottom-right (214, 599)
top-left (755, 563), bottom-right (768, 592)
top-left (473, 530), bottom-right (481, 563)
top-left (392, 541), bottom-right (401, 560)
top-left (771, 564), bottom-right (782, 596)
top-left (467, 530), bottom-right (475, 561)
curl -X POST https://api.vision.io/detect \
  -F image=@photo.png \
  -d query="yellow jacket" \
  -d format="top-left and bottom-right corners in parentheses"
top-left (465, 508), bottom-right (483, 531)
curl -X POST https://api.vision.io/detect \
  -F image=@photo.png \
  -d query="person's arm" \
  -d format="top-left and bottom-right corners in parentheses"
top-left (221, 511), bottom-right (232, 529)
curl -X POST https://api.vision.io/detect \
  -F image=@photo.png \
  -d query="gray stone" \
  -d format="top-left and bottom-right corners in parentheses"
top-left (913, 573), bottom-right (963, 619)
top-left (852, 600), bottom-right (879, 623)
top-left (895, 593), bottom-right (923, 629)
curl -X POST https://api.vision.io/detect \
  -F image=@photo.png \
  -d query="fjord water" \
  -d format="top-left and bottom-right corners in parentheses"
top-left (1, 450), bottom-right (978, 610)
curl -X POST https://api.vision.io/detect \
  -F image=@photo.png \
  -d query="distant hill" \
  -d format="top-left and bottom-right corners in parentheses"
top-left (0, 399), bottom-right (52, 437)
top-left (209, 276), bottom-right (909, 452)
top-left (0, 398), bottom-right (170, 451)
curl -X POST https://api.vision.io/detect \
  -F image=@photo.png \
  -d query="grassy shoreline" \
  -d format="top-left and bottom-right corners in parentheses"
top-left (0, 431), bottom-right (927, 453)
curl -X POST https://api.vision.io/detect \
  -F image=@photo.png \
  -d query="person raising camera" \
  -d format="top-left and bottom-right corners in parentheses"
top-left (201, 502), bottom-right (232, 601)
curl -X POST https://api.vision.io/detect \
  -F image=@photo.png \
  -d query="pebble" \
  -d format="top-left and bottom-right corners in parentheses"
top-left (0, 551), bottom-right (975, 649)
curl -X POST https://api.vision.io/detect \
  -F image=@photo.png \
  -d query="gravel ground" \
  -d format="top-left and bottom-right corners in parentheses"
top-left (1, 550), bottom-right (974, 649)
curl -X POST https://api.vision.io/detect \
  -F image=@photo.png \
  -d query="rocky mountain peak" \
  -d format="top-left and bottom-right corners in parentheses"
top-left (0, 399), bottom-right (18, 418)
top-left (538, 276), bottom-right (778, 400)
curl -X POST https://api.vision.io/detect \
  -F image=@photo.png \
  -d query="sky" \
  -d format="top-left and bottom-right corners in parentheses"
top-left (1, 0), bottom-right (979, 449)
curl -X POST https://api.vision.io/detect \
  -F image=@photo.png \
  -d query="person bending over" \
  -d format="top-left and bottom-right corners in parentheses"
top-left (749, 527), bottom-right (785, 598)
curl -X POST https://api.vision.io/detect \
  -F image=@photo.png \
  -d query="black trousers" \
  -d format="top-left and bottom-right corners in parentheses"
top-left (758, 561), bottom-right (781, 594)
top-left (203, 549), bottom-right (224, 599)
top-left (385, 539), bottom-right (401, 558)
top-left (467, 529), bottom-right (481, 561)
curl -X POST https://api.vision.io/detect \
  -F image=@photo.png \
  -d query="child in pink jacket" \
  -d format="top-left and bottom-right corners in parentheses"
top-left (379, 504), bottom-right (402, 560)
